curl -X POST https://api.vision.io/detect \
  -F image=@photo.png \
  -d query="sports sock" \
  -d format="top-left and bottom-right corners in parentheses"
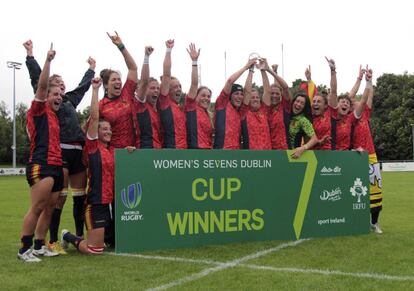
top-left (371, 211), bottom-right (380, 225)
top-left (19, 234), bottom-right (34, 254)
top-left (73, 195), bottom-right (86, 237)
top-left (34, 239), bottom-right (45, 250)
top-left (49, 208), bottom-right (62, 243)
top-left (63, 231), bottom-right (84, 250)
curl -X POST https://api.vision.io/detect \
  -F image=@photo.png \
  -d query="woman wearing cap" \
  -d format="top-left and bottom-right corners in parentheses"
top-left (214, 59), bottom-right (257, 149)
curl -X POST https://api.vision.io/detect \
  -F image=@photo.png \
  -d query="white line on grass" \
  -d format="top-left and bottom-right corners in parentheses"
top-left (146, 239), bottom-right (309, 291)
top-left (108, 252), bottom-right (222, 266)
top-left (240, 264), bottom-right (414, 282)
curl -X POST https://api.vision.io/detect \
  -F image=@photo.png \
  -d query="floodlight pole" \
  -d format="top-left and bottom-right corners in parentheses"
top-left (411, 124), bottom-right (414, 160)
top-left (7, 61), bottom-right (22, 168)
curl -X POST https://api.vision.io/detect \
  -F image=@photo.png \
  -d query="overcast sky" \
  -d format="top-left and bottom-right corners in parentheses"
top-left (1, 0), bottom-right (413, 113)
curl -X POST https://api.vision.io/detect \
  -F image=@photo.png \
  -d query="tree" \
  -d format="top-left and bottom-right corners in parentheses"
top-left (0, 101), bottom-right (12, 164)
top-left (371, 73), bottom-right (414, 160)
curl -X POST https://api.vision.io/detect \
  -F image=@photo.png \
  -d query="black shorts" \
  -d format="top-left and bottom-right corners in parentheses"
top-left (26, 164), bottom-right (64, 193)
top-left (85, 204), bottom-right (111, 230)
top-left (62, 148), bottom-right (86, 175)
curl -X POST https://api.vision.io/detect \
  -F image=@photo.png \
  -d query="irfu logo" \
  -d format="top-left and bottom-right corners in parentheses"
top-left (350, 178), bottom-right (367, 203)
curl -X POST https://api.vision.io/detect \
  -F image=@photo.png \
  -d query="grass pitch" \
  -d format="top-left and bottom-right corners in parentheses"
top-left (0, 172), bottom-right (413, 290)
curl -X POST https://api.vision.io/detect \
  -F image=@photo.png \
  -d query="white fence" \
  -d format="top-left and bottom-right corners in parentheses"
top-left (0, 168), bottom-right (26, 176)
top-left (381, 162), bottom-right (414, 172)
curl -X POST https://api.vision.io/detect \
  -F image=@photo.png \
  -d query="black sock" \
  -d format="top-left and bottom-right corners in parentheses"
top-left (49, 208), bottom-right (62, 243)
top-left (19, 234), bottom-right (34, 254)
top-left (63, 231), bottom-right (83, 250)
top-left (73, 195), bottom-right (86, 237)
top-left (371, 211), bottom-right (380, 224)
top-left (34, 239), bottom-right (45, 250)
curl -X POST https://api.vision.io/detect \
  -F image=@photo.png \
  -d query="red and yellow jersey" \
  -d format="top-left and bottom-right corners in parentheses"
top-left (134, 99), bottom-right (162, 149)
top-left (312, 107), bottom-right (335, 150)
top-left (85, 137), bottom-right (114, 204)
top-left (26, 100), bottom-right (62, 166)
top-left (240, 104), bottom-right (271, 150)
top-left (214, 90), bottom-right (241, 149)
top-left (99, 79), bottom-right (137, 149)
top-left (185, 96), bottom-right (213, 149)
top-left (352, 106), bottom-right (375, 154)
top-left (158, 93), bottom-right (187, 149)
top-left (268, 98), bottom-right (290, 150)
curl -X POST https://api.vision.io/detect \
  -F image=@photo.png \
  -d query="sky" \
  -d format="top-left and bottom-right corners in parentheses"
top-left (1, 0), bottom-right (413, 114)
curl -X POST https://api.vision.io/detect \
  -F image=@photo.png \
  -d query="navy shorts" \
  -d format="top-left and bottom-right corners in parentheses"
top-left (62, 148), bottom-right (86, 175)
top-left (85, 204), bottom-right (111, 230)
top-left (26, 164), bottom-right (64, 193)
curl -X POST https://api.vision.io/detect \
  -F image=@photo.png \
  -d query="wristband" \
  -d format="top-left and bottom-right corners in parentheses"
top-left (366, 80), bottom-right (373, 89)
top-left (249, 68), bottom-right (255, 73)
top-left (166, 48), bottom-right (172, 53)
top-left (192, 60), bottom-right (198, 66)
top-left (143, 55), bottom-right (150, 64)
top-left (303, 144), bottom-right (308, 150)
top-left (117, 44), bottom-right (125, 51)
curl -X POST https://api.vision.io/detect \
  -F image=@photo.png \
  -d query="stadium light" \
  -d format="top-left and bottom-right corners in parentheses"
top-left (7, 61), bottom-right (22, 168)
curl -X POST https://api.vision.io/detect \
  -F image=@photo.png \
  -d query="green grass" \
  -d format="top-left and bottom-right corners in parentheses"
top-left (0, 173), bottom-right (413, 290)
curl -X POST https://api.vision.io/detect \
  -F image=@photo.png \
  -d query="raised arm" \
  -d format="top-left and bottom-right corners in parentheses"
top-left (160, 39), bottom-right (174, 96)
top-left (243, 65), bottom-right (254, 106)
top-left (349, 65), bottom-right (365, 100)
top-left (65, 57), bottom-right (96, 108)
top-left (354, 67), bottom-right (372, 117)
top-left (325, 57), bottom-right (338, 107)
top-left (186, 43), bottom-right (200, 100)
top-left (136, 46), bottom-right (154, 101)
top-left (87, 77), bottom-right (102, 139)
top-left (259, 59), bottom-right (271, 106)
top-left (23, 40), bottom-right (42, 93)
top-left (223, 58), bottom-right (257, 95)
top-left (267, 64), bottom-right (291, 102)
top-left (35, 44), bottom-right (55, 101)
top-left (107, 31), bottom-right (138, 82)
top-left (366, 68), bottom-right (374, 109)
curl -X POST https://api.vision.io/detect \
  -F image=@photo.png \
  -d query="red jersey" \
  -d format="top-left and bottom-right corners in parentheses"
top-left (352, 106), bottom-right (375, 154)
top-left (99, 79), bottom-right (137, 148)
top-left (213, 90), bottom-right (241, 149)
top-left (85, 137), bottom-right (114, 204)
top-left (134, 99), bottom-right (162, 149)
top-left (240, 104), bottom-right (271, 150)
top-left (312, 107), bottom-right (335, 150)
top-left (26, 100), bottom-right (62, 166)
top-left (158, 93), bottom-right (187, 149)
top-left (185, 96), bottom-right (213, 149)
top-left (332, 109), bottom-right (358, 151)
top-left (268, 98), bottom-right (290, 150)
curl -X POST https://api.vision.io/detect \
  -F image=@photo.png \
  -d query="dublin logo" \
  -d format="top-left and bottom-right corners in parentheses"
top-left (121, 182), bottom-right (142, 209)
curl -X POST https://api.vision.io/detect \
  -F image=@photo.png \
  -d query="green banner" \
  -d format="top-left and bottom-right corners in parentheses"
top-left (115, 150), bottom-right (370, 253)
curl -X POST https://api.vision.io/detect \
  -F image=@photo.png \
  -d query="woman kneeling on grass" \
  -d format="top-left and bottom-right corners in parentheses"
top-left (61, 77), bottom-right (133, 254)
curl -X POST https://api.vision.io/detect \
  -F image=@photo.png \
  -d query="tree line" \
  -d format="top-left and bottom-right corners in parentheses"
top-left (0, 72), bottom-right (413, 165)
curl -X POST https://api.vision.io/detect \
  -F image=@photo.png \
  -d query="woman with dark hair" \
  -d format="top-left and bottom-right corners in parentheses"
top-left (99, 32), bottom-right (138, 149)
top-left (288, 92), bottom-right (319, 158)
top-left (185, 43), bottom-right (214, 149)
top-left (61, 77), bottom-right (136, 254)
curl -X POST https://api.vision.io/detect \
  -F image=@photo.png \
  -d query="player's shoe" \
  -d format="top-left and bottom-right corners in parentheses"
top-left (18, 249), bottom-right (42, 262)
top-left (371, 223), bottom-right (383, 234)
top-left (48, 241), bottom-right (67, 255)
top-left (32, 245), bottom-right (59, 257)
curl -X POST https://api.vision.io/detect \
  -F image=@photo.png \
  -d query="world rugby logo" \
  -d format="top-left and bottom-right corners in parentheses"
top-left (121, 182), bottom-right (142, 209)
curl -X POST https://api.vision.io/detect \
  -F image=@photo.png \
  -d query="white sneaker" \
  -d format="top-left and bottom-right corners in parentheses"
top-left (18, 249), bottom-right (42, 262)
top-left (371, 223), bottom-right (383, 234)
top-left (32, 245), bottom-right (59, 257)
top-left (60, 229), bottom-right (69, 250)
